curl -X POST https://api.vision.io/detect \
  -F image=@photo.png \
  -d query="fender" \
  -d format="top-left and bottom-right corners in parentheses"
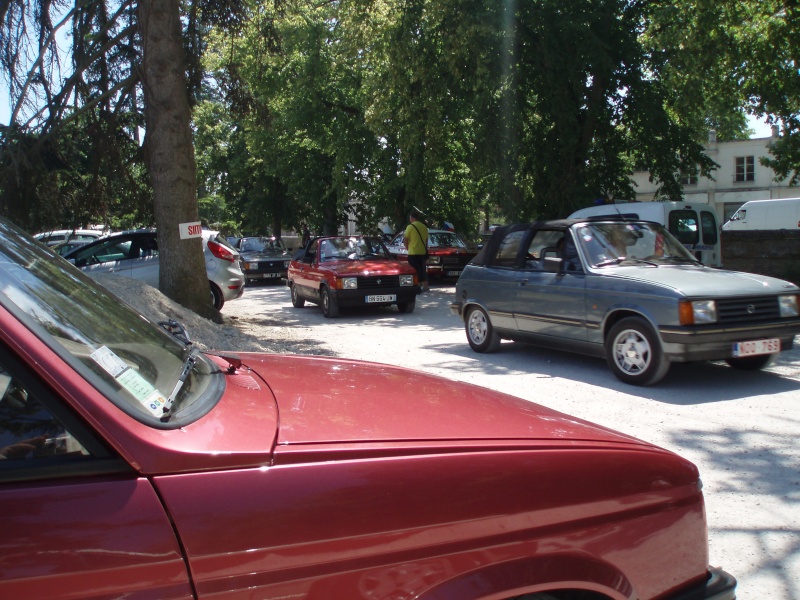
top-left (418, 553), bottom-right (632, 600)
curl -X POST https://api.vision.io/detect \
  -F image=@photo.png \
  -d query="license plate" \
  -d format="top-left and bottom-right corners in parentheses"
top-left (262, 273), bottom-right (280, 278)
top-left (732, 338), bottom-right (780, 357)
top-left (446, 270), bottom-right (461, 276)
top-left (366, 294), bottom-right (396, 303)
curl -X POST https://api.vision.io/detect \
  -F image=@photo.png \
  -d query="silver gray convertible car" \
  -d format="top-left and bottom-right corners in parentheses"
top-left (451, 218), bottom-right (800, 385)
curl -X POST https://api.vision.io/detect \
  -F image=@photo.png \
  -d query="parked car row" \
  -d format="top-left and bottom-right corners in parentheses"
top-left (34, 228), bottom-right (106, 247)
top-left (59, 229), bottom-right (245, 310)
top-left (385, 229), bottom-right (479, 279)
top-left (0, 214), bottom-right (736, 600)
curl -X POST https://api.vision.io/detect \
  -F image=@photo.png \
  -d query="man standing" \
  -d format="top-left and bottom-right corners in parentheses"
top-left (403, 210), bottom-right (429, 292)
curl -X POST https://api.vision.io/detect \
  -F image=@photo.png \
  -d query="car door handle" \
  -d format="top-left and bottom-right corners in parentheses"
top-left (517, 279), bottom-right (529, 286)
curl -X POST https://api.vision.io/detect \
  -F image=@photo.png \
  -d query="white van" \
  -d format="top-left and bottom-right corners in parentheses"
top-left (568, 201), bottom-right (721, 266)
top-left (722, 197), bottom-right (800, 231)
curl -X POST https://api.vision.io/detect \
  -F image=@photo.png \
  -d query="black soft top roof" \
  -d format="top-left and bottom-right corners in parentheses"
top-left (472, 215), bottom-right (647, 266)
top-left (472, 220), bottom-right (573, 266)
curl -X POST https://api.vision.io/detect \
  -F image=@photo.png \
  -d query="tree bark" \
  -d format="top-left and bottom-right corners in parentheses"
top-left (138, 0), bottom-right (220, 321)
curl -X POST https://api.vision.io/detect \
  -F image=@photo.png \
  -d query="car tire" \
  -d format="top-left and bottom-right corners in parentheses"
top-left (290, 283), bottom-right (305, 308)
top-left (605, 317), bottom-right (669, 386)
top-left (397, 297), bottom-right (416, 313)
top-left (465, 305), bottom-right (501, 353)
top-left (725, 354), bottom-right (776, 370)
top-left (210, 282), bottom-right (224, 311)
top-left (320, 286), bottom-right (339, 318)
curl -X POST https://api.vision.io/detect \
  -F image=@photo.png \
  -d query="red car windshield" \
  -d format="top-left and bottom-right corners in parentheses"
top-left (429, 232), bottom-right (467, 248)
top-left (318, 237), bottom-right (389, 261)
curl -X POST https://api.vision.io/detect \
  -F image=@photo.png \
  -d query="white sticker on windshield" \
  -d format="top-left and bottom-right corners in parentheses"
top-left (90, 346), bottom-right (128, 377)
top-left (90, 346), bottom-right (167, 417)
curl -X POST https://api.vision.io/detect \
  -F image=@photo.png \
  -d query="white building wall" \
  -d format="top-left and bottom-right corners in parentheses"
top-left (631, 127), bottom-right (799, 225)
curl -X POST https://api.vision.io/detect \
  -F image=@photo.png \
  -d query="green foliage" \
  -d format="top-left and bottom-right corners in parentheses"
top-left (0, 110), bottom-right (151, 233)
top-left (7, 0), bottom-right (800, 240)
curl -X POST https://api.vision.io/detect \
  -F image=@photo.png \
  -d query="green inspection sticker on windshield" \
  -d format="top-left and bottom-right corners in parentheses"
top-left (90, 346), bottom-right (168, 417)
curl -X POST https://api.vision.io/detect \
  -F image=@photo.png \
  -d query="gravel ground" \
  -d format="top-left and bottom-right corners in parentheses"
top-left (96, 274), bottom-right (800, 600)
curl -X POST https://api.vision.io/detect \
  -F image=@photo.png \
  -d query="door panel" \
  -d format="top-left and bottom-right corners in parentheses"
top-left (513, 230), bottom-right (588, 341)
top-left (0, 361), bottom-right (191, 600)
top-left (0, 478), bottom-right (193, 599)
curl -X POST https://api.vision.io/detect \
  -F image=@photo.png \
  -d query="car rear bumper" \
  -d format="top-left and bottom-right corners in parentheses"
top-left (334, 287), bottom-right (419, 307)
top-left (659, 320), bottom-right (800, 361)
top-left (665, 567), bottom-right (736, 600)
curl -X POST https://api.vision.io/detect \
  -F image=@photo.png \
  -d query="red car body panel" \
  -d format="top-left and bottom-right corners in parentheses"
top-left (0, 284), bottom-right (730, 600)
top-left (0, 477), bottom-right (193, 600)
top-left (241, 354), bottom-right (643, 446)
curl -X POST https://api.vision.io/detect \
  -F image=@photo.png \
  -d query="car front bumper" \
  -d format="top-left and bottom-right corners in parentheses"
top-left (659, 319), bottom-right (800, 362)
top-left (245, 270), bottom-right (286, 281)
top-left (334, 287), bottom-right (419, 307)
top-left (665, 567), bottom-right (736, 600)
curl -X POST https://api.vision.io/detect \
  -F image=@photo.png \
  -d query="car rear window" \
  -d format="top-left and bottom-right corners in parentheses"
top-left (492, 231), bottom-right (526, 267)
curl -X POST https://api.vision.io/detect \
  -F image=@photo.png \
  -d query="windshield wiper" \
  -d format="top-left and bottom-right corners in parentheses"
top-left (660, 255), bottom-right (703, 265)
top-left (161, 348), bottom-right (199, 422)
top-left (594, 256), bottom-right (660, 267)
top-left (159, 319), bottom-right (192, 345)
top-left (619, 257), bottom-right (659, 266)
top-left (593, 257), bottom-right (624, 267)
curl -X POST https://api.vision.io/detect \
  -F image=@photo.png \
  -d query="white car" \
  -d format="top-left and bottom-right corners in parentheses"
top-left (34, 229), bottom-right (105, 246)
top-left (63, 229), bottom-right (245, 310)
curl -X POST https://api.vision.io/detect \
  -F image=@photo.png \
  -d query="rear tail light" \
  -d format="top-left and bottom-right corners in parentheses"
top-left (207, 239), bottom-right (237, 262)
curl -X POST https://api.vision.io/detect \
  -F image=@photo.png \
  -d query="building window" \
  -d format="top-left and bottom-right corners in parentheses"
top-left (680, 171), bottom-right (698, 185)
top-left (735, 156), bottom-right (755, 182)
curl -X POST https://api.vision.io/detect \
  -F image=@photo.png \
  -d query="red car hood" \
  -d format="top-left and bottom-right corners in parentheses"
top-left (320, 259), bottom-right (415, 275)
top-left (242, 354), bottom-right (652, 449)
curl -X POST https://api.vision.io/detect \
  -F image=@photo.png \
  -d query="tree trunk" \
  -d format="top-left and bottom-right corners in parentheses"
top-left (138, 0), bottom-right (220, 322)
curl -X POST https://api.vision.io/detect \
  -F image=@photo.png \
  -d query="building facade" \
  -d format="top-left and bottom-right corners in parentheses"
top-left (631, 127), bottom-right (799, 224)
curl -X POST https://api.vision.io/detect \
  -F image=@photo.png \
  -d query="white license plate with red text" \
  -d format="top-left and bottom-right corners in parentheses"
top-left (732, 338), bottom-right (780, 357)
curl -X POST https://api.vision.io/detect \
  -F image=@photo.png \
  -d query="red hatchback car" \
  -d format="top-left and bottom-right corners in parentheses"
top-left (0, 217), bottom-right (735, 600)
top-left (287, 235), bottom-right (420, 317)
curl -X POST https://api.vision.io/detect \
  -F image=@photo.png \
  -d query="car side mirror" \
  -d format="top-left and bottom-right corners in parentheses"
top-left (543, 256), bottom-right (563, 273)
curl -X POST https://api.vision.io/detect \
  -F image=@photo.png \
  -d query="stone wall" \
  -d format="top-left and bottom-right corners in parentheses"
top-left (721, 230), bottom-right (800, 285)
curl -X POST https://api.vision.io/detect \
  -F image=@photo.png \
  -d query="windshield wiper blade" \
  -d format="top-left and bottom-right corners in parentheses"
top-left (161, 348), bottom-right (199, 422)
top-left (661, 256), bottom-right (702, 265)
top-left (619, 257), bottom-right (659, 266)
top-left (159, 319), bottom-right (192, 345)
top-left (594, 257), bottom-right (624, 267)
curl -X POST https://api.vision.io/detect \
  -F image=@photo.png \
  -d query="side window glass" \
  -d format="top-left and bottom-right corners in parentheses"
top-left (140, 236), bottom-right (159, 258)
top-left (0, 369), bottom-right (91, 466)
top-left (87, 239), bottom-right (133, 264)
top-left (668, 211), bottom-right (699, 245)
top-left (492, 231), bottom-right (526, 268)
top-left (525, 230), bottom-right (564, 269)
top-left (700, 211), bottom-right (718, 245)
top-left (307, 239), bottom-right (319, 262)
